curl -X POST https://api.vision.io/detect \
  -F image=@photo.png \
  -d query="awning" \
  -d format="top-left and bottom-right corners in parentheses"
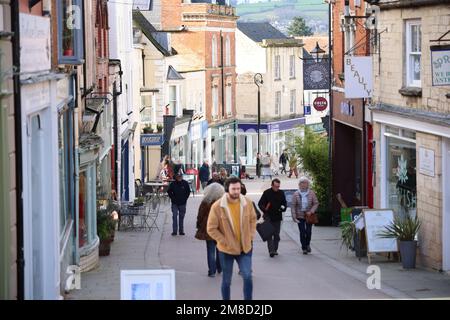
top-left (171, 121), bottom-right (190, 140)
top-left (238, 117), bottom-right (305, 133)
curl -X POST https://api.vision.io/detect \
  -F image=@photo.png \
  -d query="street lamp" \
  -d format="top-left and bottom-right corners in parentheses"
top-left (253, 73), bottom-right (263, 156)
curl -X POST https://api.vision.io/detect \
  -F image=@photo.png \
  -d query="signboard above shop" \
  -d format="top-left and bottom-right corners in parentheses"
top-left (344, 56), bottom-right (373, 99)
top-left (141, 134), bottom-right (163, 146)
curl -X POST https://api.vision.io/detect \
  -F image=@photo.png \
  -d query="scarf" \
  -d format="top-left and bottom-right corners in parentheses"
top-left (299, 189), bottom-right (309, 211)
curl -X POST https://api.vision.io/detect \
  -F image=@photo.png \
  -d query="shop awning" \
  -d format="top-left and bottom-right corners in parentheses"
top-left (171, 121), bottom-right (190, 140)
top-left (238, 117), bottom-right (305, 133)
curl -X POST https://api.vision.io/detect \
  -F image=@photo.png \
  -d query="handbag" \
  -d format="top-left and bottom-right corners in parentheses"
top-left (305, 212), bottom-right (319, 225)
top-left (256, 219), bottom-right (275, 242)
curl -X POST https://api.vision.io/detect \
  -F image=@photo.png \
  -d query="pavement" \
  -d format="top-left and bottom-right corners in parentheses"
top-left (66, 175), bottom-right (450, 300)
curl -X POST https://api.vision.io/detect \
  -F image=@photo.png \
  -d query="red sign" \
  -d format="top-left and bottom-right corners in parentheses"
top-left (313, 97), bottom-right (328, 112)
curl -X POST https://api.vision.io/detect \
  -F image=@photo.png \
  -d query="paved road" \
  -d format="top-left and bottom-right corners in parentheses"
top-left (160, 193), bottom-right (390, 300)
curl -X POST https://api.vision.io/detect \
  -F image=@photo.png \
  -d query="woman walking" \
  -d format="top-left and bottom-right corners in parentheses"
top-left (195, 183), bottom-right (224, 277)
top-left (290, 177), bottom-right (319, 255)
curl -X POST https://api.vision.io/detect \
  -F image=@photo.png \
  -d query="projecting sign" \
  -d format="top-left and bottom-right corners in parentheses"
top-left (431, 46), bottom-right (450, 86)
top-left (313, 97), bottom-right (328, 112)
top-left (303, 60), bottom-right (329, 90)
top-left (344, 56), bottom-right (373, 98)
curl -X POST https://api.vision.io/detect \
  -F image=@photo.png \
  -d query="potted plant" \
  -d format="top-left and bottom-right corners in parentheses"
top-left (156, 124), bottom-right (163, 133)
top-left (143, 126), bottom-right (153, 134)
top-left (340, 220), bottom-right (356, 251)
top-left (378, 214), bottom-right (421, 269)
top-left (63, 27), bottom-right (74, 56)
top-left (97, 209), bottom-right (115, 256)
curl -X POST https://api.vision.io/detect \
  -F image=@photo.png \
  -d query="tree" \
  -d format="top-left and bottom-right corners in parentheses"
top-left (288, 127), bottom-right (331, 225)
top-left (287, 16), bottom-right (313, 37)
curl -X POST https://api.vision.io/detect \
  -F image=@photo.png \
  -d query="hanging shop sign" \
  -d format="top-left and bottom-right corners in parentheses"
top-left (344, 56), bottom-right (373, 98)
top-left (430, 45), bottom-right (450, 86)
top-left (313, 97), bottom-right (328, 112)
top-left (303, 60), bottom-right (330, 90)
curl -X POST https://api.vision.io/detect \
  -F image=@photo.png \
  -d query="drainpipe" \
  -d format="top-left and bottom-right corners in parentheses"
top-left (220, 31), bottom-right (225, 119)
top-left (12, 0), bottom-right (24, 300)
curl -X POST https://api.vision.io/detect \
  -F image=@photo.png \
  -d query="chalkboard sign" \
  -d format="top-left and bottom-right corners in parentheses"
top-left (363, 209), bottom-right (398, 260)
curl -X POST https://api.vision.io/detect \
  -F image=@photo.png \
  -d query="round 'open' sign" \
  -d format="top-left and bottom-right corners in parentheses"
top-left (313, 97), bottom-right (328, 112)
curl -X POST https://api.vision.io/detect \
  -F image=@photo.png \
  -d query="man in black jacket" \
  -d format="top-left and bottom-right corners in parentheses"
top-left (258, 179), bottom-right (287, 257)
top-left (167, 173), bottom-right (191, 235)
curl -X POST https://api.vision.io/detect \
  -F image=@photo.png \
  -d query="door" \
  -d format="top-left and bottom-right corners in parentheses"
top-left (443, 138), bottom-right (450, 271)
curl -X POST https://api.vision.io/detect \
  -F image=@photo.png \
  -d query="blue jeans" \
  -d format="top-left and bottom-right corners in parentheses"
top-left (206, 240), bottom-right (222, 275)
top-left (219, 250), bottom-right (253, 300)
top-left (297, 219), bottom-right (312, 250)
top-left (171, 204), bottom-right (186, 234)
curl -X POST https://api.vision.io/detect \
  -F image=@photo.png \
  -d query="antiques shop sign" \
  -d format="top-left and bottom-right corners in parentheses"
top-left (431, 46), bottom-right (450, 86)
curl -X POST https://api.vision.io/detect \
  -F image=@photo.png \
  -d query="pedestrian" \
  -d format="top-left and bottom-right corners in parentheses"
top-left (195, 183), bottom-right (224, 277)
top-left (159, 160), bottom-right (170, 182)
top-left (288, 154), bottom-right (298, 179)
top-left (207, 172), bottom-right (224, 186)
top-left (256, 153), bottom-right (261, 178)
top-left (272, 153), bottom-right (280, 176)
top-left (167, 173), bottom-right (191, 236)
top-left (207, 177), bottom-right (257, 300)
top-left (219, 167), bottom-right (228, 183)
top-left (258, 179), bottom-right (287, 257)
top-left (261, 152), bottom-right (272, 180)
top-left (199, 160), bottom-right (210, 189)
top-left (279, 150), bottom-right (288, 174)
top-left (291, 177), bottom-right (319, 255)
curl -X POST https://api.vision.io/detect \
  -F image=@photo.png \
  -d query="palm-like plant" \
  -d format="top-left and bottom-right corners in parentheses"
top-left (340, 221), bottom-right (356, 250)
top-left (378, 214), bottom-right (421, 241)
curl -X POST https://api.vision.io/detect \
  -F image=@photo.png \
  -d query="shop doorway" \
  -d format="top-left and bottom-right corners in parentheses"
top-left (443, 138), bottom-right (450, 271)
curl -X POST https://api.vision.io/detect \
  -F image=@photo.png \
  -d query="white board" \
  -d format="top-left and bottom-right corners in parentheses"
top-left (364, 209), bottom-right (398, 253)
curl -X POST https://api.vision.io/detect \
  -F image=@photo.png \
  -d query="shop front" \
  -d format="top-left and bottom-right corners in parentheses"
top-left (371, 103), bottom-right (450, 271)
top-left (237, 123), bottom-right (268, 166)
top-left (210, 121), bottom-right (237, 165)
top-left (170, 120), bottom-right (191, 166)
top-left (190, 119), bottom-right (208, 169)
top-left (332, 91), bottom-right (372, 221)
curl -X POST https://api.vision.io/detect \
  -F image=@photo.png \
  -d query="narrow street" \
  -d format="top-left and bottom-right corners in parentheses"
top-left (67, 176), bottom-right (450, 300)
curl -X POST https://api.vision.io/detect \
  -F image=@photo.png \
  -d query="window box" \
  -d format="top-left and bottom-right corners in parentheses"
top-left (399, 87), bottom-right (422, 97)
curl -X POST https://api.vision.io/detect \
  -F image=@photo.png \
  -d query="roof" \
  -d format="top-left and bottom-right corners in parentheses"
top-left (167, 65), bottom-right (184, 80)
top-left (237, 22), bottom-right (288, 43)
top-left (132, 11), bottom-right (171, 56)
top-left (297, 36), bottom-right (328, 54)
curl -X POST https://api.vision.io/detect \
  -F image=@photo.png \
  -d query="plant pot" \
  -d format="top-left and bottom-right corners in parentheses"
top-left (99, 238), bottom-right (112, 256)
top-left (64, 48), bottom-right (74, 56)
top-left (399, 240), bottom-right (417, 269)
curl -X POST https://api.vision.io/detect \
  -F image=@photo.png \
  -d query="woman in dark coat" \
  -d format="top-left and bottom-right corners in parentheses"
top-left (195, 183), bottom-right (225, 277)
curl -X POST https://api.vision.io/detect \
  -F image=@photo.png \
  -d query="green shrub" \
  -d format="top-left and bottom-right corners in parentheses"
top-left (97, 209), bottom-right (115, 241)
top-left (290, 126), bottom-right (331, 224)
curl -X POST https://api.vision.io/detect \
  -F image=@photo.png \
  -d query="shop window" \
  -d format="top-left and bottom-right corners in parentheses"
top-left (58, 0), bottom-right (84, 64)
top-left (79, 166), bottom-right (96, 248)
top-left (385, 130), bottom-right (417, 216)
top-left (405, 20), bottom-right (421, 87)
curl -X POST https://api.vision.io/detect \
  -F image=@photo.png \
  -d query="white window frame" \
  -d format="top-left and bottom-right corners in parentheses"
top-left (275, 91), bottom-right (281, 115)
top-left (406, 20), bottom-right (421, 87)
top-left (212, 35), bottom-right (217, 68)
top-left (168, 85), bottom-right (180, 116)
top-left (290, 89), bottom-right (296, 113)
top-left (289, 55), bottom-right (295, 79)
top-left (274, 55), bottom-right (281, 80)
top-left (225, 35), bottom-right (231, 67)
top-left (344, 23), bottom-right (355, 55)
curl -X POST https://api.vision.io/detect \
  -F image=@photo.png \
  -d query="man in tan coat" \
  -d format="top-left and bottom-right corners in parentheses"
top-left (207, 177), bottom-right (257, 300)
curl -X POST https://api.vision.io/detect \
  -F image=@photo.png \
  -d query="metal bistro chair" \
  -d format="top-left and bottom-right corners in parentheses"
top-left (143, 197), bottom-right (160, 232)
top-left (119, 202), bottom-right (146, 231)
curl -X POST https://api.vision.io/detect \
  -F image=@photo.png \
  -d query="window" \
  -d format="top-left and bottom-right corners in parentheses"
top-left (345, 22), bottom-right (355, 55)
top-left (289, 55), bottom-right (295, 78)
top-left (79, 166), bottom-right (97, 248)
top-left (290, 90), bottom-right (296, 113)
top-left (212, 35), bottom-right (217, 68)
top-left (406, 20), bottom-right (421, 87)
top-left (169, 85), bottom-right (178, 116)
top-left (58, 0), bottom-right (84, 64)
top-left (212, 86), bottom-right (219, 119)
top-left (226, 85), bottom-right (232, 115)
top-left (275, 91), bottom-right (281, 115)
top-left (225, 36), bottom-right (231, 67)
top-left (274, 55), bottom-right (281, 80)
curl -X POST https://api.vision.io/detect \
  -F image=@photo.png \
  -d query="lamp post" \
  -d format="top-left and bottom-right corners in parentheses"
top-left (253, 73), bottom-right (263, 156)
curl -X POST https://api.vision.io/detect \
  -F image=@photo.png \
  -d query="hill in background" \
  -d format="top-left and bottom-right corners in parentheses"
top-left (235, 0), bottom-right (328, 36)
